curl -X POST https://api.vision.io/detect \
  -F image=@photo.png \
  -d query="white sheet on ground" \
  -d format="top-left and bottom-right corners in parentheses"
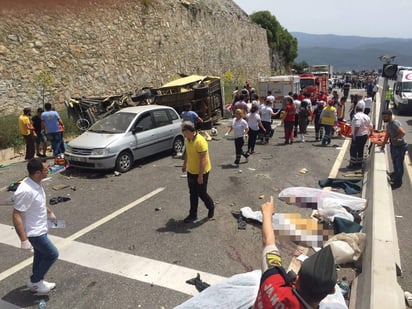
top-left (174, 270), bottom-right (261, 309)
top-left (279, 187), bottom-right (367, 211)
top-left (175, 270), bottom-right (347, 309)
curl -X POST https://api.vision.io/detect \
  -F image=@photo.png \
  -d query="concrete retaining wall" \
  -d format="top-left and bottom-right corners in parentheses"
top-left (0, 0), bottom-right (272, 115)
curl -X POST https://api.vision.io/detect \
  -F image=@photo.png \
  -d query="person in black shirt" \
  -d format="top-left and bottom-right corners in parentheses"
top-left (32, 108), bottom-right (48, 157)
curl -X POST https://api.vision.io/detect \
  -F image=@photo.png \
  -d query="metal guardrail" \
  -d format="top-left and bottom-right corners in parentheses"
top-left (350, 79), bottom-right (404, 308)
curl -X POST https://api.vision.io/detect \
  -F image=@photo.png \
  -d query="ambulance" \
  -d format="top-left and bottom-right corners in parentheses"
top-left (393, 67), bottom-right (412, 114)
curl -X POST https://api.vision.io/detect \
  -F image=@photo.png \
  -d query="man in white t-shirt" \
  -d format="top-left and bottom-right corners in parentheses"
top-left (363, 92), bottom-right (373, 115)
top-left (13, 158), bottom-right (59, 294)
top-left (347, 101), bottom-right (373, 169)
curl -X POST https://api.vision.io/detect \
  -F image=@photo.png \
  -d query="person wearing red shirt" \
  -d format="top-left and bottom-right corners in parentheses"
top-left (283, 96), bottom-right (296, 144)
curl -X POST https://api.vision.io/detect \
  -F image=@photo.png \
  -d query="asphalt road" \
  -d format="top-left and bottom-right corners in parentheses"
top-left (0, 91), bottom-right (410, 308)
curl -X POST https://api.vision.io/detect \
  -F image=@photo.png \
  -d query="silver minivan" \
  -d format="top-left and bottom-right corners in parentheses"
top-left (65, 105), bottom-right (184, 172)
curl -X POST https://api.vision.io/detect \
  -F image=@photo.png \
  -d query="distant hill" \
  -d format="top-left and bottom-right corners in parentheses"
top-left (292, 32), bottom-right (412, 73)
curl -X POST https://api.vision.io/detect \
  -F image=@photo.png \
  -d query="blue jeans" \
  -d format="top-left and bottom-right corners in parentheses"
top-left (47, 132), bottom-right (63, 156)
top-left (390, 143), bottom-right (408, 185)
top-left (28, 234), bottom-right (59, 283)
top-left (322, 125), bottom-right (333, 145)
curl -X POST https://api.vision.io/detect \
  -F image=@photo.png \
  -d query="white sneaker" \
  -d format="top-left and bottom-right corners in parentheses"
top-left (43, 280), bottom-right (56, 290)
top-left (27, 279), bottom-right (55, 294)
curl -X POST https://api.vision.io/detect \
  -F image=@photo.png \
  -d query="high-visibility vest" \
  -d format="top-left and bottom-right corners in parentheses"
top-left (320, 106), bottom-right (336, 126)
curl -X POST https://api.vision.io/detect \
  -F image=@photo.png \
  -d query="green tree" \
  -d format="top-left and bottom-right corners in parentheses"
top-left (30, 68), bottom-right (55, 109)
top-left (292, 61), bottom-right (309, 74)
top-left (250, 11), bottom-right (297, 66)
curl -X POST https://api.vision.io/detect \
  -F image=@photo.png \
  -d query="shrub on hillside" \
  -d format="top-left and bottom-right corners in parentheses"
top-left (0, 113), bottom-right (23, 150)
top-left (0, 108), bottom-right (80, 150)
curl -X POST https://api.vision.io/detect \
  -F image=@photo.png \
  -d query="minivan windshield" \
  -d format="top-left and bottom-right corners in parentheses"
top-left (89, 112), bottom-right (136, 133)
top-left (401, 81), bottom-right (412, 92)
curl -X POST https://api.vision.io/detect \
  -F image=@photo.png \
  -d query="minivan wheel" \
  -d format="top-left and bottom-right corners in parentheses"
top-left (173, 136), bottom-right (184, 154)
top-left (115, 151), bottom-right (133, 173)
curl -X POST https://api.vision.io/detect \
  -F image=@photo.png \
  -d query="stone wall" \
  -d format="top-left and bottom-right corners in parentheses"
top-left (0, 0), bottom-right (273, 115)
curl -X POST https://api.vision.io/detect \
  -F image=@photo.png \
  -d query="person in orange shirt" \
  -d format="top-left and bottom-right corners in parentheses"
top-left (18, 107), bottom-right (37, 160)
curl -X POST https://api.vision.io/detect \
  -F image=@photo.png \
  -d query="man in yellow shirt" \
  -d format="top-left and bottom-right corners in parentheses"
top-left (18, 107), bottom-right (37, 160)
top-left (181, 121), bottom-right (215, 223)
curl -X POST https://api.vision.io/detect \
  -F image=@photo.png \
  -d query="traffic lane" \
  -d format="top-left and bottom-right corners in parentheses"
top-left (1, 125), bottom-right (345, 273)
top-left (0, 260), bottom-right (189, 309)
top-left (0, 161), bottom-right (28, 190)
top-left (0, 125), bottom-right (346, 308)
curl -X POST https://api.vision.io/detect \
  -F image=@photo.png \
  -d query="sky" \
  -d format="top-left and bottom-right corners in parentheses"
top-left (232, 0), bottom-right (411, 39)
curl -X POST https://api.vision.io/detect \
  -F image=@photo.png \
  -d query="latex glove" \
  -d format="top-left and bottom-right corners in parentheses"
top-left (48, 212), bottom-right (57, 224)
top-left (21, 239), bottom-right (32, 250)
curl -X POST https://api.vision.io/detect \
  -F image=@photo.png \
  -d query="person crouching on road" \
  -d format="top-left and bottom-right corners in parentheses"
top-left (181, 121), bottom-right (215, 223)
top-left (225, 109), bottom-right (249, 167)
top-left (181, 102), bottom-right (203, 131)
top-left (254, 196), bottom-right (337, 308)
top-left (319, 100), bottom-right (338, 145)
top-left (347, 101), bottom-right (373, 169)
top-left (12, 158), bottom-right (59, 294)
top-left (381, 109), bottom-right (408, 189)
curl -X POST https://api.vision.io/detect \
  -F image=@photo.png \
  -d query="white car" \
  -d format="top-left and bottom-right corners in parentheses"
top-left (65, 105), bottom-right (184, 172)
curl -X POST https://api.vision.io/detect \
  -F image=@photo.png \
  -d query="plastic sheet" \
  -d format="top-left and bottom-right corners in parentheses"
top-left (175, 270), bottom-right (347, 309)
top-left (279, 187), bottom-right (367, 211)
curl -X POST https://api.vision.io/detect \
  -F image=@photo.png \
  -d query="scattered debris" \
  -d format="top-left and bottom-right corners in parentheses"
top-left (299, 168), bottom-right (308, 174)
top-left (52, 184), bottom-right (70, 191)
top-left (49, 196), bottom-right (71, 205)
top-left (186, 273), bottom-right (210, 292)
top-left (0, 163), bottom-right (17, 168)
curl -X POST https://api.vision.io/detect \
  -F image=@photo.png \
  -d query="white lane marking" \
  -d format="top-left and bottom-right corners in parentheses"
top-left (406, 151), bottom-right (412, 187)
top-left (328, 138), bottom-right (351, 179)
top-left (0, 188), bottom-right (164, 281)
top-left (0, 223), bottom-right (225, 296)
top-left (0, 300), bottom-right (20, 309)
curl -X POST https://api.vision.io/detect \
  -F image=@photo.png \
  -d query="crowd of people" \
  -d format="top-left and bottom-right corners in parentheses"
top-left (18, 103), bottom-right (65, 161)
top-left (12, 79), bottom-right (407, 306)
top-left (222, 81), bottom-right (407, 186)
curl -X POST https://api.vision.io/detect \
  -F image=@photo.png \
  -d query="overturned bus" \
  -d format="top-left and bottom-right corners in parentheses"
top-left (152, 75), bottom-right (225, 128)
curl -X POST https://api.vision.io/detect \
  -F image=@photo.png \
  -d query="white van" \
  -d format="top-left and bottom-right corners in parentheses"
top-left (257, 75), bottom-right (300, 111)
top-left (393, 68), bottom-right (412, 114)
